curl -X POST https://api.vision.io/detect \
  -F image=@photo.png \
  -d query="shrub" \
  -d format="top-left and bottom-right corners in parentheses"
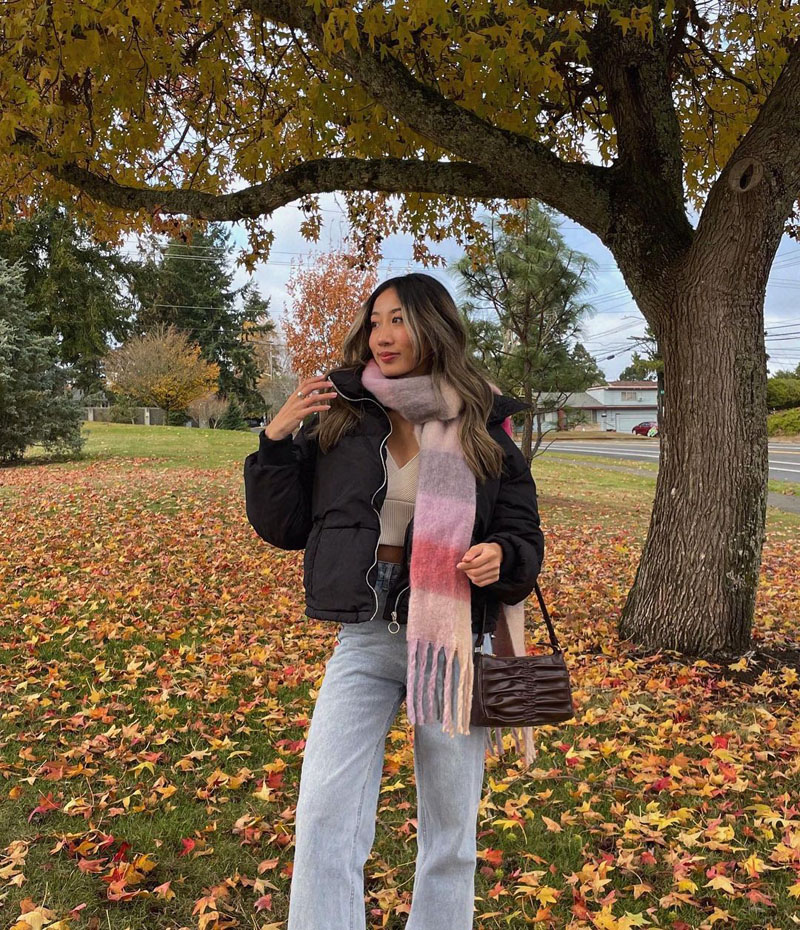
top-left (109, 396), bottom-right (137, 423)
top-left (767, 407), bottom-right (800, 437)
top-left (767, 376), bottom-right (800, 411)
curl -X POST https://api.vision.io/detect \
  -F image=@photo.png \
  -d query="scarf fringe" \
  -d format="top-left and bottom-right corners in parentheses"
top-left (484, 725), bottom-right (538, 768)
top-left (407, 638), bottom-right (473, 736)
top-left (408, 638), bottom-right (539, 768)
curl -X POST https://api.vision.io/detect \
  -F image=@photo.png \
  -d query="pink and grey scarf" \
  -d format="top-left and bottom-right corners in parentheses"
top-left (361, 359), bottom-right (537, 767)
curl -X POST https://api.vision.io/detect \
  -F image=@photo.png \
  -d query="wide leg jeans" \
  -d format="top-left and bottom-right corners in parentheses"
top-left (287, 560), bottom-right (487, 930)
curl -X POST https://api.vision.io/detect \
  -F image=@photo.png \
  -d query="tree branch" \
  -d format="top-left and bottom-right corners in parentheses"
top-left (242, 0), bottom-right (612, 237)
top-left (11, 135), bottom-right (534, 218)
top-left (586, 6), bottom-right (684, 211)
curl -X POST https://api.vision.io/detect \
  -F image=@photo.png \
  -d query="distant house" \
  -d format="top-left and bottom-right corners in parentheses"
top-left (530, 380), bottom-right (660, 432)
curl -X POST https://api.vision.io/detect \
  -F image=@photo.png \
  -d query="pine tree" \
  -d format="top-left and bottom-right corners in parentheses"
top-left (131, 225), bottom-right (266, 410)
top-left (0, 259), bottom-right (85, 463)
top-left (0, 205), bottom-right (138, 394)
top-left (454, 201), bottom-right (601, 458)
top-left (216, 397), bottom-right (250, 431)
top-left (618, 324), bottom-right (662, 381)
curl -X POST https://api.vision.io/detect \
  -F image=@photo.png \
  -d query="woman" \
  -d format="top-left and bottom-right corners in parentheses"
top-left (243, 273), bottom-right (544, 930)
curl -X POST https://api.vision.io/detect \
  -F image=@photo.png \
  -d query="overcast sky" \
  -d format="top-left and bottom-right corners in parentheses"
top-left (157, 192), bottom-right (800, 382)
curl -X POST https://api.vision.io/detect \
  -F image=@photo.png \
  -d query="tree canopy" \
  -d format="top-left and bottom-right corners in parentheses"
top-left (1, 2), bottom-right (796, 267)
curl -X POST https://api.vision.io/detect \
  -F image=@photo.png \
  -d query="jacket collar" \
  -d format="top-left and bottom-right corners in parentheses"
top-left (328, 365), bottom-right (531, 427)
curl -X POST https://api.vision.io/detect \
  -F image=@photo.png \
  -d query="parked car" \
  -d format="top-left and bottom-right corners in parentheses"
top-left (632, 420), bottom-right (659, 437)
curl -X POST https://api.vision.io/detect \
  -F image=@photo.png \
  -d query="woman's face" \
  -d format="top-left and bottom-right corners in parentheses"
top-left (368, 287), bottom-right (430, 377)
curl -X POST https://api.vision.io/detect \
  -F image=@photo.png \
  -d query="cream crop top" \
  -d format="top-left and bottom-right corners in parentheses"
top-left (377, 448), bottom-right (419, 546)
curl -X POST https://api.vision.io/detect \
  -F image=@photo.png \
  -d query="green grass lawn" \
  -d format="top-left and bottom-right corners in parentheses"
top-left (1, 423), bottom-right (798, 930)
top-left (537, 449), bottom-right (800, 499)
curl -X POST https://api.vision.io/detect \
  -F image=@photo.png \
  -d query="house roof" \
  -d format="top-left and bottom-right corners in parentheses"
top-left (589, 380), bottom-right (659, 389)
top-left (530, 390), bottom-right (658, 411)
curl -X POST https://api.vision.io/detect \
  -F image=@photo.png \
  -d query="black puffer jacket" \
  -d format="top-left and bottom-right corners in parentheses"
top-left (243, 366), bottom-right (544, 635)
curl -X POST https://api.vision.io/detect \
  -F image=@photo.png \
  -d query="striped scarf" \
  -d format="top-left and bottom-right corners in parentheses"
top-left (361, 359), bottom-right (536, 767)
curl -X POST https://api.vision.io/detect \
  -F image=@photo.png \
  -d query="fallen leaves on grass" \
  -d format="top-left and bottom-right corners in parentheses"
top-left (0, 456), bottom-right (798, 929)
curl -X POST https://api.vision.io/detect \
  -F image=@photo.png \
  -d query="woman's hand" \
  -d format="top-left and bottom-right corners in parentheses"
top-left (456, 542), bottom-right (503, 586)
top-left (265, 375), bottom-right (337, 441)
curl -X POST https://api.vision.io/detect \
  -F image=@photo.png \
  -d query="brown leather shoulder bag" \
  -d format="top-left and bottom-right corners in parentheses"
top-left (470, 581), bottom-right (575, 728)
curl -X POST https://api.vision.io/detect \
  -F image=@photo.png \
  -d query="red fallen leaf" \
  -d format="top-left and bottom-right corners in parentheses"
top-left (481, 848), bottom-right (504, 867)
top-left (266, 771), bottom-right (284, 789)
top-left (572, 899), bottom-right (592, 919)
top-left (673, 923), bottom-right (692, 930)
top-left (179, 837), bottom-right (196, 856)
top-left (27, 792), bottom-right (59, 822)
top-left (745, 889), bottom-right (775, 906)
top-left (101, 865), bottom-right (127, 886)
top-left (257, 858), bottom-right (280, 873)
top-left (648, 777), bottom-right (672, 792)
top-left (254, 893), bottom-right (273, 912)
top-left (397, 818), bottom-right (417, 835)
top-left (112, 841), bottom-right (131, 862)
top-left (106, 880), bottom-right (141, 902)
top-left (77, 858), bottom-right (106, 873)
top-left (712, 735), bottom-right (729, 749)
top-left (641, 850), bottom-right (657, 866)
top-left (488, 881), bottom-right (508, 898)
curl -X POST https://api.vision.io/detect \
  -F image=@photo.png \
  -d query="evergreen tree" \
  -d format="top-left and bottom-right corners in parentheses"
top-left (0, 205), bottom-right (138, 394)
top-left (131, 225), bottom-right (267, 411)
top-left (453, 201), bottom-right (600, 458)
top-left (0, 259), bottom-right (85, 464)
top-left (618, 324), bottom-right (662, 381)
top-left (216, 397), bottom-right (250, 431)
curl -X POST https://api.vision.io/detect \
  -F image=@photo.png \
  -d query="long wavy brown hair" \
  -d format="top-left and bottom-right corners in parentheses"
top-left (307, 273), bottom-right (505, 481)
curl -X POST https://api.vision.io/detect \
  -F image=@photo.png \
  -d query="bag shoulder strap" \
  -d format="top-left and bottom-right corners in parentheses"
top-left (533, 580), bottom-right (562, 652)
top-left (479, 579), bottom-right (563, 653)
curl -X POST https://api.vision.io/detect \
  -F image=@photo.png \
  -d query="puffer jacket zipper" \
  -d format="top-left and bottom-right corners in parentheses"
top-left (328, 381), bottom-right (392, 623)
top-left (388, 516), bottom-right (413, 629)
top-left (390, 589), bottom-right (408, 628)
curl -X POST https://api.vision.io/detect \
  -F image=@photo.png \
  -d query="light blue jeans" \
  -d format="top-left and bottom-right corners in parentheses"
top-left (288, 560), bottom-right (487, 930)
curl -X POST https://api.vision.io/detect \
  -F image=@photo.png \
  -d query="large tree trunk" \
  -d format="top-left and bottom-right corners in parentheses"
top-left (618, 263), bottom-right (770, 656)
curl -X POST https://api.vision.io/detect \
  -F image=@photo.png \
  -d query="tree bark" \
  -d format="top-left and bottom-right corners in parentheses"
top-left (618, 260), bottom-right (770, 656)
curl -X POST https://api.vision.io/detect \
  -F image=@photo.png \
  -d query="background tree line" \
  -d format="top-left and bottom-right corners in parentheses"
top-left (0, 208), bottom-right (288, 460)
top-left (1, 200), bottom-right (609, 462)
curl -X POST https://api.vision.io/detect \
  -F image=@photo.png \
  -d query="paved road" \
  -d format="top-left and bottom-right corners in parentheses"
top-left (535, 455), bottom-right (800, 515)
top-left (538, 440), bottom-right (800, 485)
